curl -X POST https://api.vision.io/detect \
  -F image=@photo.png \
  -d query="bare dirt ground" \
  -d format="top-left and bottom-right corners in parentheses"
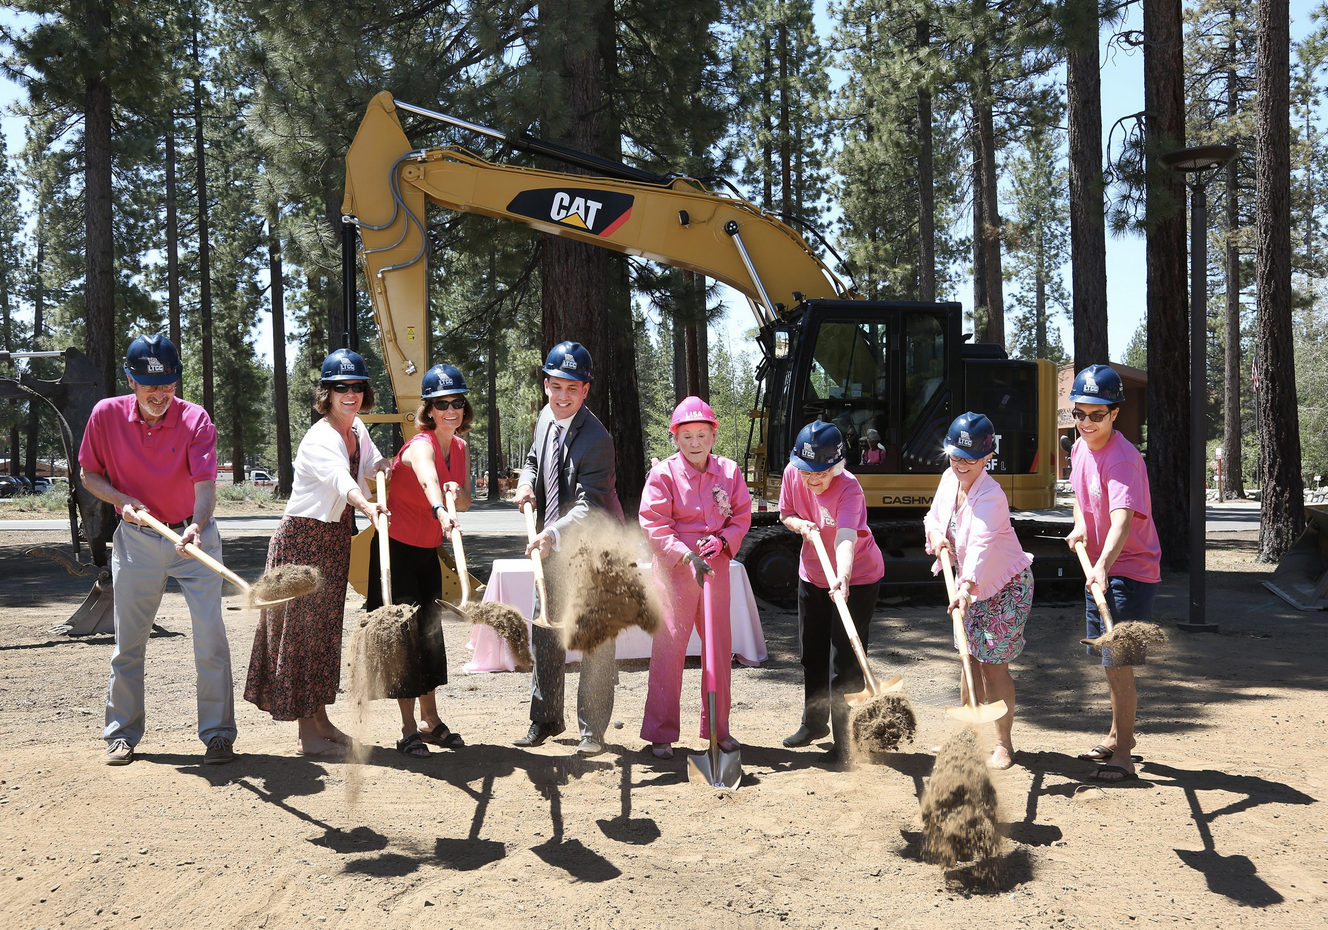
top-left (0, 520), bottom-right (1324, 929)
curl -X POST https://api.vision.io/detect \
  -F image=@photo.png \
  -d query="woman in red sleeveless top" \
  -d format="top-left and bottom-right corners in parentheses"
top-left (365, 363), bottom-right (473, 757)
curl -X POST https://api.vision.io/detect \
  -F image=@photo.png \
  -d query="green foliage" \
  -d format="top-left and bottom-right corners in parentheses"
top-left (1121, 318), bottom-right (1146, 370)
top-left (1004, 124), bottom-right (1069, 364)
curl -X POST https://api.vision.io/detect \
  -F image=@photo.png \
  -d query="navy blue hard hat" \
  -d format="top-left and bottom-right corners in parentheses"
top-left (123, 334), bottom-right (181, 386)
top-left (421, 363), bottom-right (468, 398)
top-left (944, 412), bottom-right (996, 460)
top-left (542, 341), bottom-right (593, 382)
top-left (790, 419), bottom-right (845, 472)
top-left (1069, 364), bottom-right (1124, 405)
top-left (320, 348), bottom-right (368, 382)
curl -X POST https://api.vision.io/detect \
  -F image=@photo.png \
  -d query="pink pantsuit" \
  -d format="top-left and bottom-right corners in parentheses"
top-left (638, 453), bottom-right (752, 743)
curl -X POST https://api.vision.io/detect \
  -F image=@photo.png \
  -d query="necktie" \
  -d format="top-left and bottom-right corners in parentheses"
top-left (544, 423), bottom-right (563, 526)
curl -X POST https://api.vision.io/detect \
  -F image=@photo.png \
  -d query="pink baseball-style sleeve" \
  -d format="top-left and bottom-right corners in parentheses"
top-left (187, 409), bottom-right (219, 483)
top-left (638, 465), bottom-right (692, 567)
top-left (718, 462), bottom-right (753, 555)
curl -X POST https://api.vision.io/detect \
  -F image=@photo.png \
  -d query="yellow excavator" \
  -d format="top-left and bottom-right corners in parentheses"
top-left (341, 91), bottom-right (1072, 600)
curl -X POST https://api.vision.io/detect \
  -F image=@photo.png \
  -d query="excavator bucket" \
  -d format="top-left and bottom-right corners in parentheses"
top-left (1263, 507), bottom-right (1328, 611)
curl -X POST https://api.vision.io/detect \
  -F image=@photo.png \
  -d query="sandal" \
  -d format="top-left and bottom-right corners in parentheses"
top-left (395, 732), bottom-right (431, 758)
top-left (1086, 764), bottom-right (1136, 783)
top-left (1077, 744), bottom-right (1143, 763)
top-left (420, 722), bottom-right (465, 748)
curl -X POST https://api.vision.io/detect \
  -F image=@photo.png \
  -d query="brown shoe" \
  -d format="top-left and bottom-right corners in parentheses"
top-left (104, 739), bottom-right (134, 766)
top-left (203, 736), bottom-right (235, 765)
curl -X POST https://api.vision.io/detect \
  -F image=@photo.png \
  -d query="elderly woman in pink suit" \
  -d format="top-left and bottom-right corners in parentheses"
top-left (638, 397), bottom-right (752, 760)
top-left (924, 412), bottom-right (1033, 770)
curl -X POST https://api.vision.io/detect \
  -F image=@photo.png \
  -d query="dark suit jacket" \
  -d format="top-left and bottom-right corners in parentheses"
top-left (519, 403), bottom-right (624, 538)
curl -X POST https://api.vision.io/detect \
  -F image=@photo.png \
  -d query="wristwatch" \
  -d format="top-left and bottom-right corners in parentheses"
top-left (432, 503), bottom-right (445, 520)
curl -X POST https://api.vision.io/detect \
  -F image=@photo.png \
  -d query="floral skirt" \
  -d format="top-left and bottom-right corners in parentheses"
top-left (244, 512), bottom-right (352, 721)
top-left (955, 567), bottom-right (1033, 665)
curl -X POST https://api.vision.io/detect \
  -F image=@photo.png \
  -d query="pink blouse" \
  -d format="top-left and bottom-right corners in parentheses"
top-left (923, 468), bottom-right (1032, 601)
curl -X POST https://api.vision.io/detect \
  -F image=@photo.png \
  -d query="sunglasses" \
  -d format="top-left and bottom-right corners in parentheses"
top-left (1071, 409), bottom-right (1110, 423)
top-left (329, 382), bottom-right (367, 394)
top-left (431, 398), bottom-right (467, 410)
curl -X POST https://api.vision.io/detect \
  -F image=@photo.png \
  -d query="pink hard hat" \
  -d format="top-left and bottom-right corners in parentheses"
top-left (670, 396), bottom-right (718, 433)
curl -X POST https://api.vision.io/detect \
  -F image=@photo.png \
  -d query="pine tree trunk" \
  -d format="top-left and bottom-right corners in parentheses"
top-left (917, 18), bottom-right (935, 303)
top-left (778, 22), bottom-right (792, 225)
top-left (1, 250), bottom-right (14, 475)
top-left (1222, 39), bottom-right (1245, 499)
top-left (84, 17), bottom-right (116, 397)
top-left (671, 309), bottom-right (686, 404)
top-left (25, 232), bottom-right (43, 481)
top-left (1144, 0), bottom-right (1191, 572)
top-left (308, 273), bottom-right (325, 371)
top-left (1036, 263), bottom-right (1047, 359)
top-left (696, 276), bottom-right (709, 402)
top-left (1255, 0), bottom-right (1304, 562)
top-left (1067, 1), bottom-right (1109, 369)
top-left (978, 97), bottom-right (1004, 347)
top-left (192, 30), bottom-right (214, 414)
top-left (487, 316), bottom-right (501, 501)
top-left (269, 207), bottom-right (293, 498)
top-left (165, 112), bottom-right (182, 392)
top-left (326, 191), bottom-right (345, 355)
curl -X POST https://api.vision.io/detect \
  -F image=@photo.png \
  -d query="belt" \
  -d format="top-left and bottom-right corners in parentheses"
top-left (164, 516), bottom-right (194, 531)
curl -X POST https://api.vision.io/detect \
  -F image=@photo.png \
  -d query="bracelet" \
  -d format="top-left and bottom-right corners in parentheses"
top-left (432, 503), bottom-right (445, 520)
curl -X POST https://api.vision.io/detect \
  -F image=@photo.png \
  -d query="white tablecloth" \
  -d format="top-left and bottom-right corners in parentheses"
top-left (463, 559), bottom-right (767, 673)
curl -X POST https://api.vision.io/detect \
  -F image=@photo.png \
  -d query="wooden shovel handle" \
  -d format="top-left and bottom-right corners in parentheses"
top-left (1073, 541), bottom-right (1114, 632)
top-left (808, 530), bottom-right (879, 694)
top-left (135, 510), bottom-right (250, 593)
top-left (938, 549), bottom-right (980, 710)
top-left (521, 502), bottom-right (551, 620)
top-left (376, 473), bottom-right (392, 607)
top-left (445, 489), bottom-right (471, 606)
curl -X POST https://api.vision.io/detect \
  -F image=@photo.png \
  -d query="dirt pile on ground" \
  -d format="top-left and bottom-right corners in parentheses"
top-left (920, 727), bottom-right (1001, 885)
top-left (1109, 621), bottom-right (1168, 664)
top-left (559, 520), bottom-right (660, 654)
top-left (850, 695), bottom-right (916, 754)
top-left (348, 604), bottom-right (421, 701)
top-left (246, 564), bottom-right (321, 608)
top-left (469, 601), bottom-right (533, 671)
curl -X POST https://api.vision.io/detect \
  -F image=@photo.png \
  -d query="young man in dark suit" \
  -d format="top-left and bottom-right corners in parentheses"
top-left (512, 341), bottom-right (625, 756)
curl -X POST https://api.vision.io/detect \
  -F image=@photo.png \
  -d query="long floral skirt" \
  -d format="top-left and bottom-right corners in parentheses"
top-left (244, 512), bottom-right (352, 721)
top-left (956, 567), bottom-right (1033, 665)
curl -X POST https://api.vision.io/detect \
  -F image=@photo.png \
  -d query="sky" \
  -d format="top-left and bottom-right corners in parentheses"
top-left (0, 2), bottom-right (1322, 368)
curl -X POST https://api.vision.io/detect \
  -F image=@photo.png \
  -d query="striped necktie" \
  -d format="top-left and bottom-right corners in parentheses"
top-left (544, 423), bottom-right (563, 526)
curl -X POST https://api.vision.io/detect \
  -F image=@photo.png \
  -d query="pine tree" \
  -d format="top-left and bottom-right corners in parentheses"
top-left (1004, 125), bottom-right (1071, 364)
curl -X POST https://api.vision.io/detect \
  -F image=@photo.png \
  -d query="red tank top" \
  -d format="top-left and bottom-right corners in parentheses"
top-left (387, 430), bottom-right (467, 548)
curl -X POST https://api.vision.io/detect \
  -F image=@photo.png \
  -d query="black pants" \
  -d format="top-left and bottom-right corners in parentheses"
top-left (797, 578), bottom-right (881, 731)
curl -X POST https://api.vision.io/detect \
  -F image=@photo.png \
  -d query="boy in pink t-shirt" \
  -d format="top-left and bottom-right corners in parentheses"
top-left (778, 420), bottom-right (885, 764)
top-left (1065, 364), bottom-right (1162, 784)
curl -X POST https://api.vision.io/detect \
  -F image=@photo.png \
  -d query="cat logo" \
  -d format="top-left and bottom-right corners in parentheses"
top-left (507, 188), bottom-right (634, 237)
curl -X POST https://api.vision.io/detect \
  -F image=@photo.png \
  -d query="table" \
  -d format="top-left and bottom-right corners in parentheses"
top-left (463, 559), bottom-right (767, 673)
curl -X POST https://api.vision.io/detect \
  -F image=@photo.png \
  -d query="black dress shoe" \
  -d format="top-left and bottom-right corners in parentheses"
top-left (513, 721), bottom-right (566, 747)
top-left (782, 724), bottom-right (830, 748)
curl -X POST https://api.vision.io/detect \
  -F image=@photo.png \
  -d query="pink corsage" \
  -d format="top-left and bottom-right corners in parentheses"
top-left (712, 486), bottom-right (732, 519)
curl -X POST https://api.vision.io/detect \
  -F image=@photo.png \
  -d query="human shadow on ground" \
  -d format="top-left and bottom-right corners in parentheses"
top-left (1141, 760), bottom-right (1316, 908)
top-left (595, 756), bottom-right (661, 845)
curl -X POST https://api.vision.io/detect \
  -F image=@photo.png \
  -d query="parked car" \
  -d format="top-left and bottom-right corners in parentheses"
top-left (0, 475), bottom-right (22, 498)
top-left (13, 475), bottom-right (32, 493)
top-left (32, 477), bottom-right (51, 493)
top-left (249, 469), bottom-right (275, 488)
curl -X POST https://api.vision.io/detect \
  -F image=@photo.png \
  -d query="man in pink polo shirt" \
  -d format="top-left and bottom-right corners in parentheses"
top-left (79, 334), bottom-right (236, 767)
top-left (1065, 364), bottom-right (1162, 784)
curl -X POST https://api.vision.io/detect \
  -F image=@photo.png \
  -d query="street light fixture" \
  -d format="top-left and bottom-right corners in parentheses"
top-left (1160, 143), bottom-right (1238, 634)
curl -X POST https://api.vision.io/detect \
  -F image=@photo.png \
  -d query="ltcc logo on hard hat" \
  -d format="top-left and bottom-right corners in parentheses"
top-left (801, 442), bottom-right (815, 458)
top-left (1083, 373), bottom-right (1099, 393)
top-left (958, 430), bottom-right (972, 447)
top-left (440, 374), bottom-right (454, 386)
top-left (561, 355), bottom-right (578, 371)
top-left (340, 358), bottom-right (355, 371)
top-left (146, 357), bottom-right (164, 374)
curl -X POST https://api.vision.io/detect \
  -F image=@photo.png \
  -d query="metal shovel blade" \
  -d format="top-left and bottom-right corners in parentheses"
top-left (845, 673), bottom-right (905, 707)
top-left (687, 692), bottom-right (741, 789)
top-left (944, 699), bottom-right (1008, 724)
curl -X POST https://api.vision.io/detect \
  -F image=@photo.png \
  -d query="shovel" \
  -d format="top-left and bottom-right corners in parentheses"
top-left (520, 501), bottom-right (561, 629)
top-left (688, 568), bottom-right (742, 789)
top-left (938, 548), bottom-right (1007, 724)
top-left (137, 511), bottom-right (312, 608)
top-left (444, 489), bottom-right (472, 607)
top-left (375, 473), bottom-right (393, 607)
top-left (807, 531), bottom-right (903, 705)
top-left (1074, 541), bottom-right (1119, 647)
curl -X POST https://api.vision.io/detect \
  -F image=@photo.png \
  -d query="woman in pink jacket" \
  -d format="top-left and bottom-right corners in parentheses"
top-left (638, 397), bottom-right (752, 760)
top-left (924, 412), bottom-right (1033, 770)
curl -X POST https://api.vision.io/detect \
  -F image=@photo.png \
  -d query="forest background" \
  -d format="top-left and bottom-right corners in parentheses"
top-left (0, 0), bottom-right (1323, 565)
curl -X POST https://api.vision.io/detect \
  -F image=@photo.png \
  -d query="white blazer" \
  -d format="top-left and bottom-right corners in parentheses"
top-left (283, 416), bottom-right (385, 522)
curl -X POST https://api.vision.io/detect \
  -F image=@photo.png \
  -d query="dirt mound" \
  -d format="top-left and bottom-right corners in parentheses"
top-left (559, 523), bottom-right (660, 654)
top-left (470, 601), bottom-right (533, 671)
top-left (348, 604), bottom-right (421, 702)
top-left (920, 728), bottom-right (1000, 885)
top-left (850, 695), bottom-right (916, 754)
top-left (1109, 621), bottom-right (1168, 663)
top-left (246, 564), bottom-right (321, 607)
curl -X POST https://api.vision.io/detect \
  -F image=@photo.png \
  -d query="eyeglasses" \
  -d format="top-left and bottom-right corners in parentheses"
top-left (1071, 409), bottom-right (1110, 423)
top-left (431, 398), bottom-right (467, 410)
top-left (329, 382), bottom-right (367, 394)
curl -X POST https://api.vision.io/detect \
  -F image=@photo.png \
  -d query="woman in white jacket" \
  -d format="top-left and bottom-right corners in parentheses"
top-left (244, 349), bottom-right (388, 756)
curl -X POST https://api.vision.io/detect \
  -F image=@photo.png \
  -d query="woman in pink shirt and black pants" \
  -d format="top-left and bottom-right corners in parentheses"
top-left (638, 397), bottom-right (752, 760)
top-left (924, 412), bottom-right (1033, 770)
top-left (779, 420), bottom-right (886, 763)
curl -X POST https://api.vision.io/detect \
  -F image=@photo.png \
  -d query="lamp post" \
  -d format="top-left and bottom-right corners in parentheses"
top-left (1160, 144), bottom-right (1237, 634)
